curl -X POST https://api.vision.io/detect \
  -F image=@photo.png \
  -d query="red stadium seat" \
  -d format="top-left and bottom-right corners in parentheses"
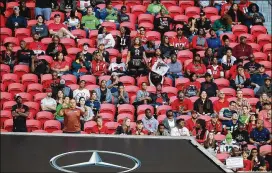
top-left (131, 5), bottom-right (147, 16)
top-left (24, 102), bottom-right (40, 115)
top-left (31, 130), bottom-right (48, 133)
top-left (113, 4), bottom-right (123, 11)
top-left (8, 83), bottom-right (25, 96)
top-left (117, 113), bottom-right (134, 123)
top-left (67, 84), bottom-right (79, 91)
top-left (146, 86), bottom-right (156, 94)
top-left (250, 25), bottom-right (267, 38)
top-left (3, 37), bottom-right (19, 46)
top-left (185, 6), bottom-right (200, 17)
top-left (220, 33), bottom-right (236, 43)
top-left (260, 145), bottom-right (272, 154)
top-left (209, 97), bottom-right (219, 103)
top-left (117, 104), bottom-right (135, 115)
top-left (37, 55), bottom-right (53, 64)
top-left (266, 70), bottom-right (272, 77)
top-left (71, 29), bottom-right (86, 39)
top-left (99, 112), bottom-right (114, 123)
top-left (257, 34), bottom-right (271, 48)
top-left (36, 111), bottom-right (54, 127)
top-left (263, 43), bottom-right (271, 55)
top-left (107, 48), bottom-right (119, 60)
top-left (85, 85), bottom-right (99, 91)
top-left (138, 14), bottom-right (154, 24)
top-left (17, 92), bottom-right (33, 102)
top-left (0, 83), bottom-right (6, 92)
top-left (229, 42), bottom-right (239, 49)
top-left (101, 22), bottom-right (117, 32)
top-left (177, 50), bottom-right (193, 63)
top-left (137, 114), bottom-right (145, 121)
top-left (26, 119), bottom-right (41, 132)
top-left (60, 38), bottom-right (76, 49)
top-left (41, 74), bottom-right (52, 87)
top-left (105, 122), bottom-right (119, 134)
top-left (0, 110), bottom-right (12, 128)
top-left (130, 95), bottom-right (136, 104)
top-left (162, 87), bottom-right (178, 98)
top-left (77, 38), bottom-right (93, 48)
top-left (0, 92), bottom-right (12, 108)
top-left (175, 78), bottom-right (190, 90)
top-left (174, 15), bottom-right (188, 23)
top-left (44, 120), bottom-right (61, 133)
top-left (98, 75), bottom-right (111, 84)
top-left (12, 46), bottom-right (21, 52)
top-left (120, 22), bottom-right (136, 31)
top-left (137, 76), bottom-right (149, 87)
top-left (168, 6), bottom-right (184, 18)
top-left (227, 97), bottom-right (237, 103)
top-left (67, 48), bottom-right (81, 60)
top-left (214, 78), bottom-right (230, 90)
top-left (27, 20), bottom-right (37, 29)
top-left (41, 37), bottom-right (52, 47)
top-left (0, 15), bottom-right (6, 28)
top-left (120, 76), bottom-right (136, 86)
top-left (79, 75), bottom-right (96, 85)
top-left (247, 144), bottom-right (257, 150)
top-left (248, 43), bottom-right (261, 53)
top-left (157, 105), bottom-right (172, 115)
top-left (199, 115), bottom-right (211, 122)
top-left (210, 15), bottom-right (221, 24)
top-left (253, 52), bottom-right (268, 62)
top-left (137, 105), bottom-right (154, 115)
top-left (13, 65), bottom-right (29, 79)
top-left (138, 22), bottom-right (154, 31)
top-left (157, 114), bottom-right (167, 123)
top-left (0, 28), bottom-right (12, 43)
top-left (126, 13), bottom-right (136, 24)
top-left (22, 37), bottom-right (34, 45)
top-left (203, 7), bottom-right (218, 18)
top-left (238, 33), bottom-right (255, 43)
top-left (33, 93), bottom-right (47, 104)
top-left (247, 98), bottom-right (259, 112)
top-left (0, 64), bottom-right (10, 78)
top-left (214, 134), bottom-right (226, 142)
top-left (221, 88), bottom-right (236, 98)
top-left (179, 0), bottom-right (194, 10)
top-left (15, 28), bottom-right (31, 41)
top-left (232, 25), bottom-right (248, 37)
top-left (163, 77), bottom-right (173, 87)
top-left (146, 31), bottom-right (161, 41)
top-left (189, 96), bottom-right (199, 103)
top-left (161, 0), bottom-right (177, 8)
top-left (124, 85), bottom-right (140, 97)
top-left (216, 153), bottom-right (230, 162)
top-left (84, 121), bottom-right (97, 134)
top-left (259, 61), bottom-right (272, 70)
top-left (110, 30), bottom-right (121, 39)
top-left (3, 101), bottom-right (16, 111)
top-left (61, 74), bottom-right (77, 85)
top-left (3, 119), bottom-right (13, 132)
top-left (241, 88), bottom-right (254, 98)
top-left (100, 104), bottom-right (116, 117)
top-left (27, 83), bottom-right (43, 96)
top-left (50, 12), bottom-right (65, 22)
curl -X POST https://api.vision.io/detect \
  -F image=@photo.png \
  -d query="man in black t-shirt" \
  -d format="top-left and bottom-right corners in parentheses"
top-left (244, 54), bottom-right (261, 75)
top-left (17, 40), bottom-right (35, 66)
top-left (154, 8), bottom-right (174, 38)
top-left (11, 94), bottom-right (29, 132)
top-left (200, 73), bottom-right (219, 97)
top-left (195, 12), bottom-right (211, 32)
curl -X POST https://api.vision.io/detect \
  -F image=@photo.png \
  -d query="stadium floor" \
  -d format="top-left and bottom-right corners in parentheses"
top-left (1, 133), bottom-right (232, 173)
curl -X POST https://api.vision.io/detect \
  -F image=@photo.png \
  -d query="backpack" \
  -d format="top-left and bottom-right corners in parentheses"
top-left (185, 85), bottom-right (198, 97)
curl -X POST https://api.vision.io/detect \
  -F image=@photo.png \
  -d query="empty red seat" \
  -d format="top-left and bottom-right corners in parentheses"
top-left (203, 7), bottom-right (218, 18)
top-left (33, 93), bottom-right (47, 104)
top-left (13, 65), bottom-right (30, 79)
top-left (71, 29), bottom-right (86, 39)
top-left (161, 0), bottom-right (177, 8)
top-left (0, 64), bottom-right (10, 78)
top-left (120, 22), bottom-right (136, 31)
top-left (8, 83), bottom-right (25, 96)
top-left (157, 114), bottom-right (167, 124)
top-left (137, 105), bottom-right (154, 115)
top-left (31, 130), bottom-right (48, 133)
top-left (221, 88), bottom-right (236, 98)
top-left (100, 104), bottom-right (116, 117)
top-left (124, 85), bottom-right (140, 98)
top-left (101, 22), bottom-right (117, 32)
top-left (2, 73), bottom-right (19, 87)
top-left (210, 15), bottom-right (221, 24)
top-left (23, 102), bottom-right (40, 115)
top-left (257, 34), bottom-right (271, 48)
top-left (179, 0), bottom-right (194, 10)
top-left (131, 5), bottom-right (147, 16)
top-left (0, 28), bottom-right (12, 43)
top-left (26, 119), bottom-right (41, 132)
top-left (253, 52), bottom-right (268, 62)
top-left (162, 86), bottom-right (178, 98)
top-left (214, 134), bottom-right (226, 142)
top-left (146, 31), bottom-right (161, 41)
top-left (77, 38), bottom-right (93, 48)
top-left (251, 25), bottom-right (267, 38)
top-left (117, 104), bottom-right (135, 115)
top-left (67, 48), bottom-right (81, 60)
top-left (119, 76), bottom-right (136, 86)
top-left (36, 111), bottom-right (54, 127)
top-left (79, 75), bottom-right (96, 85)
top-left (157, 105), bottom-right (172, 115)
top-left (37, 55), bottom-right (53, 64)
top-left (185, 6), bottom-right (200, 17)
top-left (146, 86), bottom-right (156, 94)
top-left (27, 20), bottom-right (37, 29)
top-left (84, 121), bottom-right (97, 134)
top-left (41, 37), bottom-right (52, 47)
top-left (0, 92), bottom-right (12, 107)
top-left (3, 37), bottom-right (19, 46)
top-left (137, 76), bottom-right (149, 87)
top-left (247, 97), bottom-right (259, 112)
top-left (248, 43), bottom-right (261, 53)
top-left (15, 28), bottom-right (31, 41)
top-left (240, 88), bottom-right (255, 98)
top-left (214, 78), bottom-right (230, 90)
top-left (138, 22), bottom-right (154, 31)
top-left (137, 114), bottom-right (145, 121)
top-left (168, 6), bottom-right (183, 18)
top-left (61, 74), bottom-right (77, 85)
top-left (0, 110), bottom-right (11, 128)
top-left (138, 14), bottom-right (154, 24)
top-left (163, 77), bottom-right (173, 87)
top-left (60, 38), bottom-right (76, 49)
top-left (174, 15), bottom-right (188, 23)
top-left (98, 75), bottom-right (111, 84)
top-left (107, 48), bottom-right (119, 60)
top-left (3, 119), bottom-right (13, 132)
top-left (232, 25), bottom-right (248, 37)
top-left (27, 83), bottom-right (43, 96)
top-left (21, 73), bottom-right (38, 87)
top-left (177, 50), bottom-right (193, 63)
top-left (105, 122), bottom-right (119, 134)
top-left (17, 92), bottom-right (33, 102)
top-left (44, 120), bottom-right (61, 133)
top-left (175, 78), bottom-right (190, 90)
top-left (259, 145), bottom-right (272, 154)
top-left (263, 43), bottom-right (271, 55)
top-left (85, 85), bottom-right (99, 91)
top-left (117, 113), bottom-right (134, 123)
top-left (99, 113), bottom-right (114, 123)
top-left (216, 153), bottom-right (230, 162)
top-left (259, 61), bottom-right (272, 70)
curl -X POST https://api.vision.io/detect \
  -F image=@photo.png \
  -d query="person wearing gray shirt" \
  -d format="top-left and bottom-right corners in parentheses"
top-left (142, 109), bottom-right (159, 135)
top-left (167, 54), bottom-right (183, 86)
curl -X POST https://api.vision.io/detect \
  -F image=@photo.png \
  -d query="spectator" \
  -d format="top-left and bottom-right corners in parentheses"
top-left (208, 0), bottom-right (223, 12)
top-left (204, 132), bottom-right (217, 155)
top-left (224, 112), bottom-right (239, 134)
top-left (155, 124), bottom-right (170, 136)
top-left (126, 37), bottom-right (147, 77)
top-left (247, 114), bottom-right (257, 133)
top-left (250, 119), bottom-right (271, 147)
top-left (81, 6), bottom-right (100, 38)
top-left (44, 71), bottom-right (60, 93)
top-left (147, 0), bottom-right (168, 16)
top-left (58, 79), bottom-right (73, 98)
top-left (112, 83), bottom-right (129, 106)
top-left (107, 72), bottom-right (119, 93)
top-left (171, 91), bottom-right (193, 116)
top-left (132, 120), bottom-right (148, 135)
top-left (214, 91), bottom-right (230, 113)
top-left (256, 77), bottom-right (272, 97)
top-left (160, 36), bottom-right (175, 59)
top-left (48, 14), bottom-right (77, 39)
top-left (186, 110), bottom-right (199, 133)
top-left (118, 6), bottom-right (130, 23)
top-left (91, 52), bottom-right (107, 77)
top-left (202, 48), bottom-right (215, 66)
top-left (144, 40), bottom-right (157, 59)
top-left (230, 146), bottom-right (241, 157)
top-left (221, 0), bottom-right (234, 16)
top-left (238, 105), bottom-right (251, 125)
top-left (191, 28), bottom-right (208, 52)
top-left (170, 27), bottom-right (189, 51)
top-left (71, 52), bottom-right (91, 79)
top-left (212, 14), bottom-right (232, 37)
top-left (94, 80), bottom-right (112, 104)
top-left (221, 48), bottom-right (236, 71)
top-left (54, 96), bottom-right (70, 125)
top-left (183, 73), bottom-right (201, 97)
top-left (73, 80), bottom-right (90, 103)
top-left (182, 17), bottom-right (198, 41)
top-left (100, 1), bottom-right (118, 23)
top-left (227, 3), bottom-right (245, 25)
top-left (65, 10), bottom-right (80, 31)
top-left (207, 57), bottom-right (224, 79)
top-left (0, 42), bottom-right (17, 70)
top-left (46, 35), bottom-right (68, 58)
top-left (11, 94), bottom-right (29, 132)
top-left (91, 116), bottom-right (109, 134)
top-left (162, 110), bottom-right (176, 133)
top-left (219, 132), bottom-right (239, 153)
top-left (256, 93), bottom-right (271, 114)
top-left (200, 73), bottom-right (219, 97)
top-left (77, 97), bottom-right (94, 128)
top-left (136, 27), bottom-right (148, 44)
top-left (108, 56), bottom-right (126, 76)
top-left (171, 118), bottom-right (190, 137)
top-left (142, 108), bottom-right (159, 135)
top-left (245, 3), bottom-right (265, 27)
top-left (150, 84), bottom-right (169, 107)
top-left (194, 91), bottom-right (214, 115)
top-left (219, 101), bottom-right (237, 124)
top-left (55, 90), bottom-right (64, 104)
top-left (97, 26), bottom-right (115, 49)
top-left (206, 113), bottom-right (222, 134)
top-left (60, 98), bottom-right (86, 133)
top-left (238, 0), bottom-right (252, 13)
top-left (86, 90), bottom-right (101, 115)
top-left (232, 123), bottom-right (249, 145)
top-left (29, 33), bottom-right (46, 55)
top-left (196, 12), bottom-right (211, 32)
top-left (167, 54), bottom-right (183, 85)
top-left (17, 40), bottom-right (35, 66)
top-left (236, 89), bottom-right (251, 114)
top-left (35, 0), bottom-right (53, 21)
top-left (244, 53), bottom-right (261, 75)
top-left (154, 9), bottom-right (174, 37)
top-left (232, 36), bottom-right (253, 60)
top-left (185, 53), bottom-right (206, 78)
top-left (147, 48), bottom-right (166, 70)
top-left (217, 35), bottom-right (230, 60)
top-left (60, 0), bottom-right (76, 11)
top-left (115, 117), bottom-right (132, 135)
top-left (230, 65), bottom-right (251, 90)
top-left (19, 0), bottom-right (30, 19)
top-left (251, 65), bottom-right (269, 94)
top-left (41, 92), bottom-right (57, 113)
top-left (6, 6), bottom-right (27, 32)
top-left (192, 119), bottom-right (209, 143)
top-left (207, 29), bottom-right (221, 51)
top-left (229, 59), bottom-right (243, 79)
top-left (263, 110), bottom-right (271, 132)
top-left (115, 26), bottom-right (131, 52)
top-left (77, 0), bottom-right (91, 15)
top-left (247, 148), bottom-right (267, 171)
top-left (50, 52), bottom-right (70, 75)
top-left (239, 151), bottom-right (252, 171)
top-left (135, 82), bottom-right (152, 105)
top-left (76, 43), bottom-right (92, 61)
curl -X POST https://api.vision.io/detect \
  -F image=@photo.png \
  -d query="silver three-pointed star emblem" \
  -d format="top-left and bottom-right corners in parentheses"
top-left (50, 150), bottom-right (141, 173)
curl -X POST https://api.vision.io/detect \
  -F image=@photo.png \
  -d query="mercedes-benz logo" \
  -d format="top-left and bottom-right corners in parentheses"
top-left (49, 150), bottom-right (141, 173)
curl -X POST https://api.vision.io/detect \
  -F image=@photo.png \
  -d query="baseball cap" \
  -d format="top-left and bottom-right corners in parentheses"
top-left (265, 77), bottom-right (271, 81)
top-left (60, 79), bottom-right (66, 85)
top-left (14, 94), bottom-right (22, 101)
top-left (54, 14), bottom-right (61, 18)
top-left (13, 6), bottom-right (19, 11)
top-left (200, 12), bottom-right (206, 16)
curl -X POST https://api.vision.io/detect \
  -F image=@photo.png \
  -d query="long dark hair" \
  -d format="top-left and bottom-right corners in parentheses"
top-left (247, 3), bottom-right (260, 13)
top-left (196, 119), bottom-right (207, 140)
top-left (189, 72), bottom-right (197, 82)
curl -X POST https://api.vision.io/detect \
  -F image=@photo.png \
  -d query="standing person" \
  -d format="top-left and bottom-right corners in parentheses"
top-left (154, 9), bottom-right (174, 38)
top-left (73, 80), bottom-right (90, 103)
top-left (115, 117), bottom-right (132, 135)
top-left (6, 6), bottom-right (27, 32)
top-left (232, 36), bottom-right (253, 61)
top-left (142, 108), bottom-right (159, 135)
top-left (171, 118), bottom-right (190, 136)
top-left (35, 0), bottom-right (54, 21)
top-left (11, 94), bottom-right (29, 132)
top-left (60, 98), bottom-right (86, 133)
top-left (17, 40), bottom-right (35, 67)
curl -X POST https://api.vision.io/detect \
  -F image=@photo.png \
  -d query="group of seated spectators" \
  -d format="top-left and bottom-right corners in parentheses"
top-left (0, 0), bottom-right (271, 172)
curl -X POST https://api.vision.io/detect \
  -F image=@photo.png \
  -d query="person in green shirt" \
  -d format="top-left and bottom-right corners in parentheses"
top-left (147, 0), bottom-right (169, 16)
top-left (100, 1), bottom-right (118, 22)
top-left (238, 105), bottom-right (251, 125)
top-left (55, 96), bottom-right (70, 126)
top-left (81, 6), bottom-right (100, 38)
top-left (212, 14), bottom-right (233, 37)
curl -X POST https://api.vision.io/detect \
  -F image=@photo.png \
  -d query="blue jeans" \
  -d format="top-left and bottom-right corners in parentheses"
top-left (35, 8), bottom-right (52, 21)
top-left (72, 72), bottom-right (85, 79)
top-left (84, 28), bottom-right (90, 38)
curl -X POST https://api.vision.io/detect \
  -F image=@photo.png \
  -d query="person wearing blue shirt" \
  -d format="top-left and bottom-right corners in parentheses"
top-left (251, 65), bottom-right (269, 94)
top-left (249, 119), bottom-right (270, 147)
top-left (6, 6), bottom-right (27, 31)
top-left (85, 90), bottom-right (101, 115)
top-left (206, 29), bottom-right (221, 51)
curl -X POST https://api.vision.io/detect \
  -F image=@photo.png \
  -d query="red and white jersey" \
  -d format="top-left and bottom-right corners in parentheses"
top-left (207, 65), bottom-right (223, 79)
top-left (170, 36), bottom-right (189, 49)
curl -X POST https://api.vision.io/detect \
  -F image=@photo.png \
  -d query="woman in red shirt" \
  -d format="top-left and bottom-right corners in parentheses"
top-left (191, 28), bottom-right (208, 52)
top-left (185, 53), bottom-right (207, 78)
top-left (247, 114), bottom-right (256, 133)
top-left (136, 26), bottom-right (147, 45)
top-left (183, 72), bottom-right (201, 97)
top-left (132, 120), bottom-right (148, 135)
top-left (192, 118), bottom-right (209, 144)
top-left (50, 52), bottom-right (69, 75)
top-left (91, 116), bottom-right (109, 134)
top-left (238, 151), bottom-right (252, 171)
top-left (207, 57), bottom-right (224, 79)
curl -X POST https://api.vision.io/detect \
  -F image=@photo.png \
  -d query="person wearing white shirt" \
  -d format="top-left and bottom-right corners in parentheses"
top-left (221, 48), bottom-right (236, 66)
top-left (97, 26), bottom-right (115, 49)
top-left (108, 56), bottom-right (126, 76)
top-left (73, 80), bottom-right (90, 103)
top-left (41, 92), bottom-right (57, 112)
top-left (171, 118), bottom-right (190, 136)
